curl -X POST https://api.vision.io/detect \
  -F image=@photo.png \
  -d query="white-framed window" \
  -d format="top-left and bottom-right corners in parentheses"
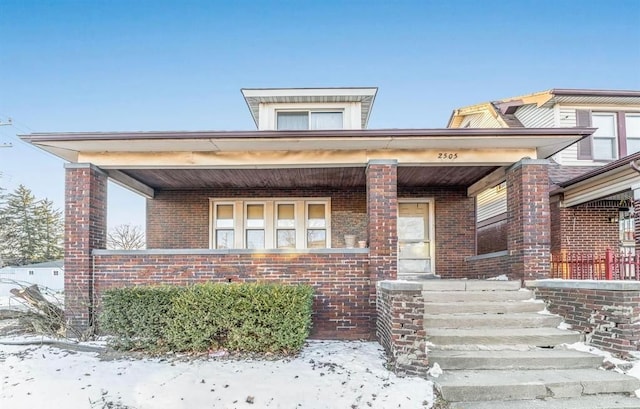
top-left (276, 111), bottom-right (344, 130)
top-left (591, 112), bottom-right (618, 160)
top-left (626, 113), bottom-right (640, 155)
top-left (210, 198), bottom-right (331, 249)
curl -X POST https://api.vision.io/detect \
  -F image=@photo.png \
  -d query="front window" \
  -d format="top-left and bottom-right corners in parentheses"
top-left (211, 198), bottom-right (330, 249)
top-left (277, 111), bottom-right (343, 130)
top-left (592, 113), bottom-right (618, 160)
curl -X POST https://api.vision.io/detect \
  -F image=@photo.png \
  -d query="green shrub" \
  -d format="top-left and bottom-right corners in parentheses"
top-left (99, 286), bottom-right (184, 350)
top-left (99, 283), bottom-right (314, 354)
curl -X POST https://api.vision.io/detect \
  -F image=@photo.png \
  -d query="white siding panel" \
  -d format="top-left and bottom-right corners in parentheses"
top-left (461, 112), bottom-right (502, 128)
top-left (514, 104), bottom-right (554, 127)
top-left (559, 108), bottom-right (577, 127)
top-left (476, 184), bottom-right (507, 222)
top-left (556, 107), bottom-right (603, 166)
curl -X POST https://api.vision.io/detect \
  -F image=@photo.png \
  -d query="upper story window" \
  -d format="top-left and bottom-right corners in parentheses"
top-left (577, 110), bottom-right (640, 161)
top-left (211, 198), bottom-right (331, 249)
top-left (591, 113), bottom-right (618, 160)
top-left (277, 111), bottom-right (343, 130)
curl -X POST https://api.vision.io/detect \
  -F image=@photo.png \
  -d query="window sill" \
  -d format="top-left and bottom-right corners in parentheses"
top-left (93, 248), bottom-right (370, 256)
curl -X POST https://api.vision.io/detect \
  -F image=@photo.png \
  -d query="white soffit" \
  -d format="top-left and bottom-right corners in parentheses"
top-left (562, 166), bottom-right (640, 207)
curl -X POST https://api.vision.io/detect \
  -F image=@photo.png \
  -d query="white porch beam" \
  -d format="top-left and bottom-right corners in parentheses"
top-left (467, 167), bottom-right (507, 197)
top-left (107, 170), bottom-right (155, 199)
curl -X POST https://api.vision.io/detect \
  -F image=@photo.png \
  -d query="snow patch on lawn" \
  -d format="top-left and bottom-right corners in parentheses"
top-left (0, 339), bottom-right (434, 409)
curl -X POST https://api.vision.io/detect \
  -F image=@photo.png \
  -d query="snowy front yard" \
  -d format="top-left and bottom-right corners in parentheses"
top-left (0, 339), bottom-right (434, 409)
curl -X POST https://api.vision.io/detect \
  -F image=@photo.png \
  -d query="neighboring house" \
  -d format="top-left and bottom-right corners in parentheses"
top-left (448, 89), bottom-right (640, 256)
top-left (20, 87), bottom-right (592, 339)
top-left (0, 260), bottom-right (64, 297)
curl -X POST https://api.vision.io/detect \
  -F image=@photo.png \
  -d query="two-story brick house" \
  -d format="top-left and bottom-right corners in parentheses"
top-left (21, 87), bottom-right (592, 338)
top-left (448, 89), bottom-right (640, 258)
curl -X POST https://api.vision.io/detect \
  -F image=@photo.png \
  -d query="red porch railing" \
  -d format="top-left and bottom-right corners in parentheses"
top-left (551, 249), bottom-right (640, 280)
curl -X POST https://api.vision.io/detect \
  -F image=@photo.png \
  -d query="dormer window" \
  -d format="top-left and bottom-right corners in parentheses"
top-left (277, 111), bottom-right (344, 130)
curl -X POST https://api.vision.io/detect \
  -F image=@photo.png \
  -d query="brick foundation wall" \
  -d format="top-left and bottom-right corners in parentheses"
top-left (64, 164), bottom-right (107, 330)
top-left (550, 199), bottom-right (621, 254)
top-left (530, 280), bottom-right (640, 357)
top-left (93, 250), bottom-right (372, 339)
top-left (376, 281), bottom-right (428, 376)
top-left (399, 186), bottom-right (476, 278)
top-left (146, 188), bottom-right (367, 249)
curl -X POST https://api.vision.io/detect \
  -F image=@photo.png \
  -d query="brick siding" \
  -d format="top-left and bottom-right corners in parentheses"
top-left (551, 200), bottom-right (621, 254)
top-left (93, 251), bottom-right (372, 339)
top-left (146, 187), bottom-right (367, 249)
top-left (466, 252), bottom-right (512, 279)
top-left (531, 281), bottom-right (640, 358)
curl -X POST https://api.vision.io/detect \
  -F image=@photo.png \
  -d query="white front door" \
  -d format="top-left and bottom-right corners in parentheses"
top-left (398, 201), bottom-right (435, 277)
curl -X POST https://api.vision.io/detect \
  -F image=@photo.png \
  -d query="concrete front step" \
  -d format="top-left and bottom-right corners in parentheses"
top-left (435, 368), bottom-right (640, 402)
top-left (423, 289), bottom-right (533, 302)
top-left (429, 349), bottom-right (603, 370)
top-left (448, 395), bottom-right (640, 409)
top-left (421, 279), bottom-right (522, 291)
top-left (424, 300), bottom-right (544, 315)
top-left (424, 312), bottom-right (561, 329)
top-left (426, 327), bottom-right (581, 347)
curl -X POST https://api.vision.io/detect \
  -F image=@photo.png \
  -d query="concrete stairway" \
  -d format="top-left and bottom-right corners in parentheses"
top-left (422, 280), bottom-right (640, 408)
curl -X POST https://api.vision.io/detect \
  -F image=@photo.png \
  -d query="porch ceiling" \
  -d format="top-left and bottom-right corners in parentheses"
top-left (118, 166), bottom-right (498, 190)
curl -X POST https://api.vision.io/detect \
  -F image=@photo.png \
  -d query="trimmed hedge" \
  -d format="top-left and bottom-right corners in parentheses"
top-left (99, 283), bottom-right (314, 354)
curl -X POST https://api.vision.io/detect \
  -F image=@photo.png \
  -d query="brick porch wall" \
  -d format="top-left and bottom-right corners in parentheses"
top-left (93, 250), bottom-right (372, 339)
top-left (64, 164), bottom-right (107, 330)
top-left (529, 280), bottom-right (640, 358)
top-left (376, 281), bottom-right (428, 376)
top-left (146, 187), bottom-right (368, 249)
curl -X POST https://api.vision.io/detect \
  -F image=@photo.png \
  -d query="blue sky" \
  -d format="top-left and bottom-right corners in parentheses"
top-left (1, 0), bottom-right (639, 229)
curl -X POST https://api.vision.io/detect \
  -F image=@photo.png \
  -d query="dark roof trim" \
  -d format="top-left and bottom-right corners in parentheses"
top-left (558, 151), bottom-right (640, 188)
top-left (21, 127), bottom-right (596, 142)
top-left (550, 89), bottom-right (640, 98)
top-left (240, 86), bottom-right (379, 91)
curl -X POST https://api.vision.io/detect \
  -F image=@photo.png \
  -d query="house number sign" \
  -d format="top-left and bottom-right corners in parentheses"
top-left (437, 152), bottom-right (458, 160)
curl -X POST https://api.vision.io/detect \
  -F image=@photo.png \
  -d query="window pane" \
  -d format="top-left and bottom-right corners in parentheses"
top-left (627, 114), bottom-right (640, 138)
top-left (593, 138), bottom-right (616, 160)
top-left (277, 229), bottom-right (296, 249)
top-left (216, 204), bottom-right (234, 228)
top-left (277, 203), bottom-right (295, 228)
top-left (247, 230), bottom-right (265, 249)
top-left (310, 112), bottom-right (343, 130)
top-left (592, 113), bottom-right (616, 137)
top-left (277, 112), bottom-right (309, 130)
top-left (216, 230), bottom-right (234, 249)
top-left (308, 203), bottom-right (326, 228)
top-left (307, 229), bottom-right (326, 248)
top-left (246, 204), bottom-right (264, 228)
top-left (627, 138), bottom-right (640, 155)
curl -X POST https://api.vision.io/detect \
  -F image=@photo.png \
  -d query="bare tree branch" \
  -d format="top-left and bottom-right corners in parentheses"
top-left (107, 224), bottom-right (145, 250)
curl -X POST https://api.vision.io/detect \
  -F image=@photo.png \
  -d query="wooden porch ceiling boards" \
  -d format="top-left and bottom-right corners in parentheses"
top-left (120, 166), bottom-right (498, 190)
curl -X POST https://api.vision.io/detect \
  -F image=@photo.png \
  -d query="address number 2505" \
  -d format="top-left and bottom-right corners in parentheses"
top-left (438, 152), bottom-right (458, 160)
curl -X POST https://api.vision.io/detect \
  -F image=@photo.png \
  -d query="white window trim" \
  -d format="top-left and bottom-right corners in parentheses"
top-left (209, 198), bottom-right (331, 250)
top-left (276, 109), bottom-right (345, 130)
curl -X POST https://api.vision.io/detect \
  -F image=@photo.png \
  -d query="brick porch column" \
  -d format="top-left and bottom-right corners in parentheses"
top-left (506, 159), bottom-right (551, 280)
top-left (64, 163), bottom-right (107, 332)
top-left (366, 159), bottom-right (398, 285)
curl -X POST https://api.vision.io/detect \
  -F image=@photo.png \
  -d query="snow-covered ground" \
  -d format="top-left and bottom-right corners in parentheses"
top-left (0, 338), bottom-right (434, 409)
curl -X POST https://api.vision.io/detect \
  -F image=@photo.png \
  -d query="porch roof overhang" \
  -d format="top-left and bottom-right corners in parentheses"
top-left (21, 127), bottom-right (593, 198)
top-left (552, 152), bottom-right (640, 207)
